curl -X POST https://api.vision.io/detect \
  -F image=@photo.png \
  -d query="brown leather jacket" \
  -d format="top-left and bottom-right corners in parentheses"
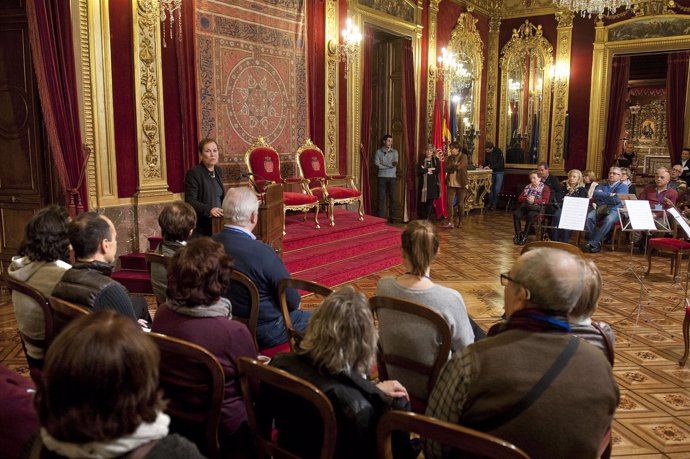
top-left (444, 153), bottom-right (468, 188)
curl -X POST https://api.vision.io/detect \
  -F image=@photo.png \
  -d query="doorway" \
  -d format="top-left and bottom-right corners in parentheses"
top-left (368, 29), bottom-right (407, 223)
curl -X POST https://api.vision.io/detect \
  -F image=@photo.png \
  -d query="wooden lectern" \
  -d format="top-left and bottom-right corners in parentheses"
top-left (211, 183), bottom-right (284, 256)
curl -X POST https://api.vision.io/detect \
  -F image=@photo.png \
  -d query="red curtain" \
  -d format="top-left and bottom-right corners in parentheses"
top-left (307, 0), bottom-right (325, 150)
top-left (178, 0), bottom-right (200, 170)
top-left (26, 0), bottom-right (87, 213)
top-left (401, 40), bottom-right (417, 220)
top-left (603, 56), bottom-right (630, 175)
top-left (667, 51), bottom-right (690, 164)
top-left (359, 27), bottom-right (374, 215)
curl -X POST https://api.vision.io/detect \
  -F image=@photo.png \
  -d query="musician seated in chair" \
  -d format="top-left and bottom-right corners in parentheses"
top-left (512, 171), bottom-right (551, 246)
top-left (632, 169), bottom-right (678, 247)
top-left (584, 167), bottom-right (628, 253)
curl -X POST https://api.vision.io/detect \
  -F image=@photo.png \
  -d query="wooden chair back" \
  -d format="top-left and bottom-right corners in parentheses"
top-left (148, 332), bottom-right (225, 459)
top-left (376, 411), bottom-right (530, 459)
top-left (145, 252), bottom-right (169, 305)
top-left (277, 278), bottom-right (333, 351)
top-left (229, 269), bottom-right (260, 350)
top-left (5, 276), bottom-right (54, 366)
top-left (521, 240), bottom-right (584, 258)
top-left (238, 357), bottom-right (337, 459)
top-left (370, 295), bottom-right (452, 408)
top-left (47, 296), bottom-right (90, 339)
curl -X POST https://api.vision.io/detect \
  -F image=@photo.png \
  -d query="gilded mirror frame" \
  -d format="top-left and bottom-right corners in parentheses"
top-left (444, 12), bottom-right (484, 152)
top-left (586, 14), bottom-right (690, 175)
top-left (498, 20), bottom-right (553, 169)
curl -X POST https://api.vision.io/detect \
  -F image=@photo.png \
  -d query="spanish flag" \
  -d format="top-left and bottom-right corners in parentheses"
top-left (432, 99), bottom-right (448, 219)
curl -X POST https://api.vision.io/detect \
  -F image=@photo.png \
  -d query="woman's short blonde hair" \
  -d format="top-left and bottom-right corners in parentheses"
top-left (298, 286), bottom-right (377, 376)
top-left (401, 220), bottom-right (439, 277)
top-left (567, 169), bottom-right (585, 188)
top-left (570, 259), bottom-right (602, 319)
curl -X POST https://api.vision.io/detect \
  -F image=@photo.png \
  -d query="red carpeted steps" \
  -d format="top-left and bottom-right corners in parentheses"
top-left (113, 211), bottom-right (402, 293)
top-left (111, 237), bottom-right (163, 294)
top-left (282, 210), bottom-right (402, 287)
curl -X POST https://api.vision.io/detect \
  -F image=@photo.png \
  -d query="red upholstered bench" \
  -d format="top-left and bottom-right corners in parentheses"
top-left (646, 238), bottom-right (690, 282)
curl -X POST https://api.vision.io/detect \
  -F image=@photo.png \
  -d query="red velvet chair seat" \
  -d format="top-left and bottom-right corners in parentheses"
top-left (649, 238), bottom-right (690, 251)
top-left (646, 237), bottom-right (690, 282)
top-left (311, 186), bottom-right (361, 200)
top-left (295, 140), bottom-right (364, 226)
top-left (284, 191), bottom-right (318, 206)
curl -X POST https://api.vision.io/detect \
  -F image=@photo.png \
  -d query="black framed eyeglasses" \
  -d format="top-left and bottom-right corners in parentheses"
top-left (499, 272), bottom-right (532, 300)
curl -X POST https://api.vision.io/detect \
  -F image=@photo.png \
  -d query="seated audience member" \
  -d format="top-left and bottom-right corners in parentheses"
top-left (537, 162), bottom-right (563, 210)
top-left (213, 187), bottom-right (308, 349)
top-left (150, 201), bottom-right (197, 304)
top-left (0, 364), bottom-right (39, 459)
top-left (30, 311), bottom-right (205, 458)
top-left (639, 169), bottom-right (678, 210)
top-left (376, 220), bottom-right (478, 354)
top-left (552, 169), bottom-right (588, 243)
top-left (425, 248), bottom-right (619, 459)
top-left (616, 141), bottom-right (637, 169)
top-left (270, 286), bottom-right (416, 459)
top-left (670, 164), bottom-right (688, 192)
top-left (583, 169), bottom-right (599, 198)
top-left (584, 166), bottom-right (628, 253)
top-left (8, 206), bottom-right (71, 368)
top-left (512, 171), bottom-right (551, 246)
top-left (570, 260), bottom-right (615, 363)
top-left (621, 167), bottom-right (636, 195)
top-left (52, 212), bottom-right (151, 323)
top-left (152, 237), bottom-right (257, 453)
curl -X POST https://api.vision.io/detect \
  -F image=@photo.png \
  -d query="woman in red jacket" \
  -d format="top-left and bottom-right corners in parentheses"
top-left (513, 171), bottom-right (551, 245)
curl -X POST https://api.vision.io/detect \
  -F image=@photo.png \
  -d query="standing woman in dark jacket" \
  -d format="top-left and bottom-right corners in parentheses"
top-left (418, 145), bottom-right (441, 220)
top-left (552, 169), bottom-right (588, 243)
top-left (185, 138), bottom-right (224, 237)
top-left (270, 286), bottom-right (416, 459)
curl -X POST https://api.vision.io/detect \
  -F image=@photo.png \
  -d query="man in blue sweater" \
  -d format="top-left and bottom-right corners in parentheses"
top-left (213, 186), bottom-right (309, 349)
top-left (584, 166), bottom-right (629, 253)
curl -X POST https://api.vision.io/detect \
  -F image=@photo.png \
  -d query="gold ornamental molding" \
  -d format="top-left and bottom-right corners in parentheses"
top-left (485, 15), bottom-right (500, 146)
top-left (586, 14), bottom-right (690, 175)
top-left (498, 20), bottom-right (553, 166)
top-left (426, 0), bottom-right (441, 143)
top-left (324, 0), bottom-right (339, 173)
top-left (349, 0), bottom-right (423, 183)
top-left (445, 12), bottom-right (484, 149)
top-left (75, 0), bottom-right (121, 208)
top-left (548, 10), bottom-right (574, 175)
top-left (132, 0), bottom-right (170, 197)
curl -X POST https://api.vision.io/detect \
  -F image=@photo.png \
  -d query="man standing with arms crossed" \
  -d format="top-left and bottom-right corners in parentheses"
top-left (375, 134), bottom-right (399, 223)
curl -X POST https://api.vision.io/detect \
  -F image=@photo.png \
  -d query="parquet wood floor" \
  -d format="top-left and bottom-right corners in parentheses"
top-left (1, 209), bottom-right (689, 457)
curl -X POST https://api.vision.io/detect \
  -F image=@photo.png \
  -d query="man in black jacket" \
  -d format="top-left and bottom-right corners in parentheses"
top-left (537, 162), bottom-right (563, 212)
top-left (52, 212), bottom-right (151, 324)
top-left (483, 141), bottom-right (505, 210)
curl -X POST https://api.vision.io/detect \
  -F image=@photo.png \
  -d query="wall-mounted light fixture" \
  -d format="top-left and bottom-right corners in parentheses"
top-left (328, 17), bottom-right (362, 78)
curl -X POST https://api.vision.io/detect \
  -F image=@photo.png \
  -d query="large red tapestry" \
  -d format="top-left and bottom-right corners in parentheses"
top-left (195, 0), bottom-right (309, 157)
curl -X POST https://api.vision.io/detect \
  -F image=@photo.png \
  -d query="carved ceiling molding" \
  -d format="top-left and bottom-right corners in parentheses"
top-left (359, 0), bottom-right (415, 23)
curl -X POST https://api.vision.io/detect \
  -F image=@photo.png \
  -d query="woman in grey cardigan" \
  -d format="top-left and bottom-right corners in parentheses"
top-left (375, 220), bottom-right (478, 352)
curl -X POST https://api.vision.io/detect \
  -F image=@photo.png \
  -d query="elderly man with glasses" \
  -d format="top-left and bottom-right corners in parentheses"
top-left (583, 166), bottom-right (629, 253)
top-left (425, 248), bottom-right (619, 459)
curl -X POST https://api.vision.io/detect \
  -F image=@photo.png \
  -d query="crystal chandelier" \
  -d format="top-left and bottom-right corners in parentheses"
top-left (552, 0), bottom-right (632, 18)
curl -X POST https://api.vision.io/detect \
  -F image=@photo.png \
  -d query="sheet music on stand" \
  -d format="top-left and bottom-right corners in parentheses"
top-left (623, 200), bottom-right (657, 230)
top-left (558, 196), bottom-right (589, 231)
top-left (668, 207), bottom-right (690, 238)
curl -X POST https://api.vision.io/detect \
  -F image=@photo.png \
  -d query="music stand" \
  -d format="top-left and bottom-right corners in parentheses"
top-left (616, 200), bottom-right (662, 323)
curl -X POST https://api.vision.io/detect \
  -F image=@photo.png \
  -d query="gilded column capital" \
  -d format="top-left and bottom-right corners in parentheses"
top-left (489, 15), bottom-right (501, 33)
top-left (555, 10), bottom-right (575, 28)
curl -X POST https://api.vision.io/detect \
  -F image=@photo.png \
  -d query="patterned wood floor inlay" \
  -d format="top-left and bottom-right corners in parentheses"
top-left (2, 210), bottom-right (690, 457)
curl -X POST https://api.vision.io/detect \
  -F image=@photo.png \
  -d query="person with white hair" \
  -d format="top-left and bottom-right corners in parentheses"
top-left (425, 248), bottom-right (619, 459)
top-left (212, 187), bottom-right (310, 349)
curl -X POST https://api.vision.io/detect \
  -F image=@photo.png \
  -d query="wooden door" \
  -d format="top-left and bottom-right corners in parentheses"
top-left (0, 2), bottom-right (50, 273)
top-left (369, 32), bottom-right (405, 222)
